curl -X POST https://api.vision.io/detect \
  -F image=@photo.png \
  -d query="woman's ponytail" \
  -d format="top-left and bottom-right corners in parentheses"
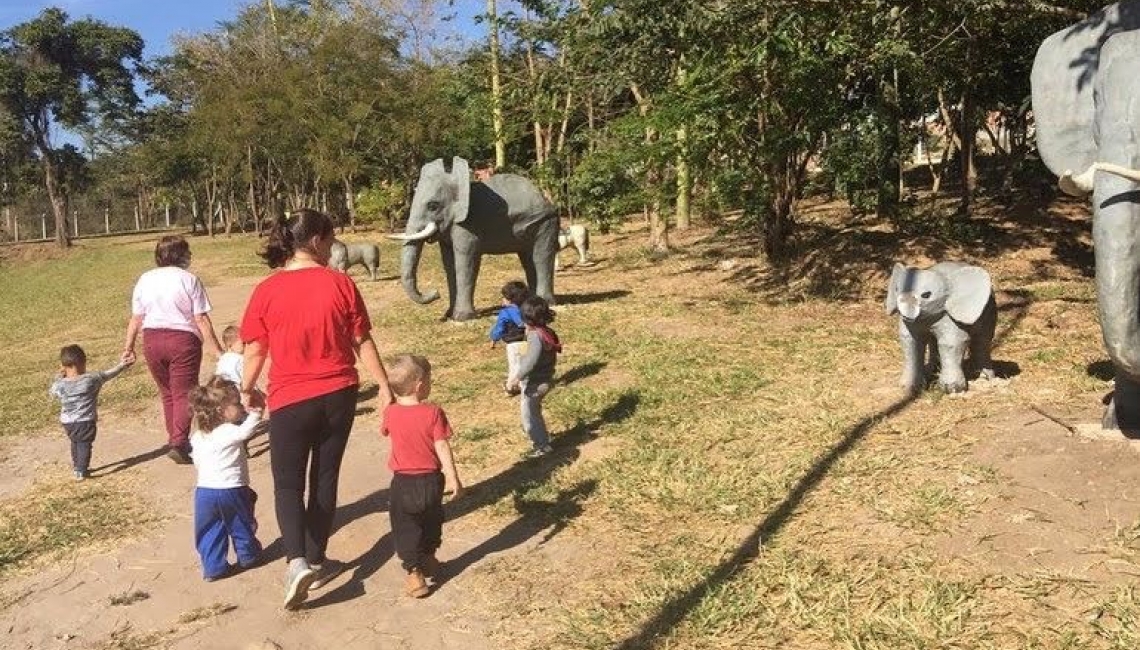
top-left (259, 209), bottom-right (334, 269)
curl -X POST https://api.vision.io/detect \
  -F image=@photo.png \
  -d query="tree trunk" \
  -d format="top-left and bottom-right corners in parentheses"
top-left (959, 90), bottom-right (977, 216)
top-left (36, 146), bottom-right (70, 247)
top-left (487, 0), bottom-right (507, 170)
top-left (247, 143), bottom-right (260, 236)
top-left (876, 74), bottom-right (901, 220)
top-left (343, 176), bottom-right (357, 232)
top-left (675, 60), bottom-right (691, 230)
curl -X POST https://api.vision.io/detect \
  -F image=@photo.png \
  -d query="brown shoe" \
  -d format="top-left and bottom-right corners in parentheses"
top-left (404, 569), bottom-right (429, 598)
top-left (420, 555), bottom-right (441, 579)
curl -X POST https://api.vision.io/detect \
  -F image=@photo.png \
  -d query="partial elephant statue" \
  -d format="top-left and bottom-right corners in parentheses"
top-left (885, 262), bottom-right (997, 394)
top-left (1032, 1), bottom-right (1140, 430)
top-left (390, 157), bottom-right (558, 321)
top-left (329, 240), bottom-right (380, 281)
top-left (555, 224), bottom-right (591, 271)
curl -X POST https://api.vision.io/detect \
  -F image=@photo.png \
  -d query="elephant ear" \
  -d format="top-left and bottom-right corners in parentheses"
top-left (450, 157), bottom-right (471, 224)
top-left (885, 263), bottom-right (906, 315)
top-left (945, 266), bottom-right (993, 325)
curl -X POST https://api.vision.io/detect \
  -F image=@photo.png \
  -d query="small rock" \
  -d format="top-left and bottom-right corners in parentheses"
top-left (716, 259), bottom-right (738, 271)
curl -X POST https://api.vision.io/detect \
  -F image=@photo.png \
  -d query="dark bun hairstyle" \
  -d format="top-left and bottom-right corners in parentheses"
top-left (260, 208), bottom-right (335, 269)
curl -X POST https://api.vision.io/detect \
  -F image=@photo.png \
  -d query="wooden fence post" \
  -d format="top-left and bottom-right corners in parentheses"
top-left (165, 203), bottom-right (171, 228)
top-left (104, 207), bottom-right (110, 234)
top-left (73, 210), bottom-right (79, 238)
top-left (134, 205), bottom-right (141, 232)
top-left (41, 213), bottom-right (47, 240)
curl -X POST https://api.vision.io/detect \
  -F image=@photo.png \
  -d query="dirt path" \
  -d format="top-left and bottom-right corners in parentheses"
top-left (0, 276), bottom-right (500, 650)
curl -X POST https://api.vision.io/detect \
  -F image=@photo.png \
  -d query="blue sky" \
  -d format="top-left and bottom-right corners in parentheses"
top-left (0, 0), bottom-right (487, 59)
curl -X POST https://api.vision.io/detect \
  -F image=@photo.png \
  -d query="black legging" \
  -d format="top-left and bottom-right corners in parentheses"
top-left (269, 385), bottom-right (357, 565)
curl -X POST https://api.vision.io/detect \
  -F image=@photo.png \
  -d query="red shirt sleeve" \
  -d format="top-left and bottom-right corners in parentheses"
top-left (240, 283), bottom-right (269, 345)
top-left (432, 407), bottom-right (453, 442)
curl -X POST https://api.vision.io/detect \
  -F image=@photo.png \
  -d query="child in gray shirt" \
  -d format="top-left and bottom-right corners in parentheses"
top-left (49, 344), bottom-right (133, 480)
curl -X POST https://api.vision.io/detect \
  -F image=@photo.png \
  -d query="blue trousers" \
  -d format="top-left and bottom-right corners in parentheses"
top-left (194, 486), bottom-right (261, 579)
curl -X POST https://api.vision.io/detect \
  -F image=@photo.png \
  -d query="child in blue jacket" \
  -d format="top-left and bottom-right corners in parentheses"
top-left (489, 281), bottom-right (529, 395)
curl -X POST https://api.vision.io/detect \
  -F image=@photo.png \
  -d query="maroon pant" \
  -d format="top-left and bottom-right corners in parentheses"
top-left (143, 328), bottom-right (203, 449)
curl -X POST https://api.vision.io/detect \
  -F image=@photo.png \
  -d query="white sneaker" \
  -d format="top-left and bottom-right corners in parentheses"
top-left (282, 558), bottom-right (316, 610)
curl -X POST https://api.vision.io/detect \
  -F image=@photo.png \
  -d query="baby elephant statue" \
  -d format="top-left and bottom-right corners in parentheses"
top-left (555, 224), bottom-right (591, 271)
top-left (330, 240), bottom-right (380, 281)
top-left (885, 262), bottom-right (998, 394)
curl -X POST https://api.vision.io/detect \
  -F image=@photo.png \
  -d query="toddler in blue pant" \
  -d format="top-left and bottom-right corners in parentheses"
top-left (189, 376), bottom-right (264, 581)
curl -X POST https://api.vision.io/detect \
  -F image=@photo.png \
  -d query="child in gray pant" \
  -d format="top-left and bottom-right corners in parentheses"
top-left (506, 296), bottom-right (561, 458)
top-left (49, 344), bottom-right (133, 480)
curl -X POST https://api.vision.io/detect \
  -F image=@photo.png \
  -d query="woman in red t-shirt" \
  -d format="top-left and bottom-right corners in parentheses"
top-left (238, 209), bottom-right (393, 610)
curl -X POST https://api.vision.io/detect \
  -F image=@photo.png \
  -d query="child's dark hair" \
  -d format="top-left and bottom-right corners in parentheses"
top-left (59, 344), bottom-right (86, 368)
top-left (260, 208), bottom-right (335, 269)
top-left (222, 325), bottom-right (240, 349)
top-left (501, 280), bottom-right (530, 306)
top-left (386, 354), bottom-right (431, 397)
top-left (189, 376), bottom-right (242, 433)
top-left (521, 296), bottom-right (555, 326)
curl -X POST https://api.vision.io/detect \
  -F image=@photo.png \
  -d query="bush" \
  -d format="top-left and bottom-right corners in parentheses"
top-left (355, 180), bottom-right (406, 230)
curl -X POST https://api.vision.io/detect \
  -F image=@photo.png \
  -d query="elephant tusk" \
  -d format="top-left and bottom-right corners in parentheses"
top-left (1060, 163), bottom-right (1140, 197)
top-left (387, 221), bottom-right (438, 242)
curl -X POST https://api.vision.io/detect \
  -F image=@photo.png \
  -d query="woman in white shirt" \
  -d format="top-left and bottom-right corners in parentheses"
top-left (122, 235), bottom-right (224, 464)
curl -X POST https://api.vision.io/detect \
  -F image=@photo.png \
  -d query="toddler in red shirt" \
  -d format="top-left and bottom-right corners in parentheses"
top-left (381, 354), bottom-right (464, 598)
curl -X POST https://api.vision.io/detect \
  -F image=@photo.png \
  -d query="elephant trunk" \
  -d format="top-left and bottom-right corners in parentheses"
top-left (400, 241), bottom-right (440, 305)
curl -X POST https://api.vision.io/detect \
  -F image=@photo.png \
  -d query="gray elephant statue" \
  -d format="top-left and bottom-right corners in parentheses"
top-left (329, 240), bottom-right (380, 281)
top-left (556, 224), bottom-right (591, 271)
top-left (1032, 1), bottom-right (1140, 430)
top-left (390, 157), bottom-right (558, 321)
top-left (885, 262), bottom-right (997, 394)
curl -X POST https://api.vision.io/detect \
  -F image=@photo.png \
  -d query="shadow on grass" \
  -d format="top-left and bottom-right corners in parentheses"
top-left (434, 479), bottom-right (598, 589)
top-left (612, 394), bottom-right (918, 650)
top-left (306, 391), bottom-right (639, 609)
top-left (89, 446), bottom-right (168, 477)
top-left (558, 290), bottom-right (632, 306)
top-left (558, 361), bottom-right (607, 387)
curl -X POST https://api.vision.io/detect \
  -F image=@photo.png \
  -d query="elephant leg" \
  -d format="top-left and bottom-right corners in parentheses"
top-left (898, 321), bottom-right (926, 394)
top-left (929, 319), bottom-right (969, 392)
top-left (452, 244), bottom-right (481, 322)
top-left (518, 251), bottom-right (538, 290)
top-left (1105, 374), bottom-right (1140, 435)
top-left (440, 243), bottom-right (458, 320)
top-left (531, 222), bottom-right (558, 305)
top-left (576, 241), bottom-right (588, 265)
top-left (969, 333), bottom-right (995, 380)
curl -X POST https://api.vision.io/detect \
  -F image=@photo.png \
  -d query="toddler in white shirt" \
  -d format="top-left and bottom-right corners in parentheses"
top-left (189, 376), bottom-right (263, 581)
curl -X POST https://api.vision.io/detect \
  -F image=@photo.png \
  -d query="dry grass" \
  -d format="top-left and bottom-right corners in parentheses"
top-left (1, 196), bottom-right (1135, 649)
top-left (0, 469), bottom-right (157, 578)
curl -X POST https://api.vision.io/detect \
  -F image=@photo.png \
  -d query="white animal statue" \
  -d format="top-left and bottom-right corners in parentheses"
top-left (556, 224), bottom-right (591, 271)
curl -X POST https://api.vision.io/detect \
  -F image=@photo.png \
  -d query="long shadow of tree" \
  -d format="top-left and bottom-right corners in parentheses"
top-left (613, 395), bottom-right (918, 649)
top-left (306, 391), bottom-right (639, 608)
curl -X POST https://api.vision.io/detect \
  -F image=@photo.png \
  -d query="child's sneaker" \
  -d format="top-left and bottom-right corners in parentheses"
top-left (404, 568), bottom-right (430, 598)
top-left (525, 445), bottom-right (553, 459)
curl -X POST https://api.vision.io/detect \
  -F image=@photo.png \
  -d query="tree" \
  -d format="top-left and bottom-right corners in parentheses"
top-left (0, 8), bottom-right (142, 247)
